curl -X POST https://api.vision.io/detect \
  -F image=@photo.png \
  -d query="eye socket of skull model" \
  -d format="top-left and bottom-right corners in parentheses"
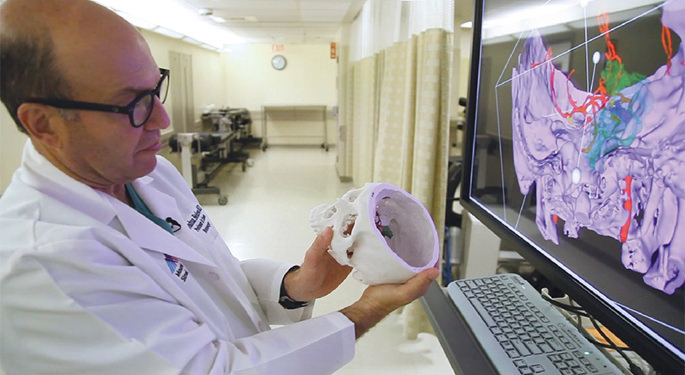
top-left (309, 183), bottom-right (439, 285)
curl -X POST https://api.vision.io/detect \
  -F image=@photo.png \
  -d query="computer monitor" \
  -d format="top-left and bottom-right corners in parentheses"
top-left (460, 0), bottom-right (684, 372)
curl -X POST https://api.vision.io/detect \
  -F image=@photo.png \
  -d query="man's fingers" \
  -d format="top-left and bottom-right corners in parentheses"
top-left (399, 268), bottom-right (439, 301)
top-left (419, 267), bottom-right (440, 281)
top-left (311, 226), bottom-right (334, 254)
top-left (405, 268), bottom-right (439, 286)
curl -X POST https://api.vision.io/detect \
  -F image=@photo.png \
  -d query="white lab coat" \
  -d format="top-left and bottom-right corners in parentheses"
top-left (0, 141), bottom-right (355, 375)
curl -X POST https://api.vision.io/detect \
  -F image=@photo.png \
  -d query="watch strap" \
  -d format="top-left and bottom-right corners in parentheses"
top-left (279, 266), bottom-right (309, 309)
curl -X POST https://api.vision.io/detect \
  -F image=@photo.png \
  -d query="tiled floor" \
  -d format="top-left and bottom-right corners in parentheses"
top-left (184, 145), bottom-right (454, 375)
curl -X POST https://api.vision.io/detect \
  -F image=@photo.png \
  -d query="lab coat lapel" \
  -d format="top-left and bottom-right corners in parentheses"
top-left (131, 178), bottom-right (215, 260)
top-left (102, 194), bottom-right (235, 338)
top-left (123, 178), bottom-right (268, 332)
top-left (111, 200), bottom-right (212, 267)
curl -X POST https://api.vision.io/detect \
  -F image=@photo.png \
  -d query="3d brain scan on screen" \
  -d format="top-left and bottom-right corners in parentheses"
top-left (510, 0), bottom-right (684, 295)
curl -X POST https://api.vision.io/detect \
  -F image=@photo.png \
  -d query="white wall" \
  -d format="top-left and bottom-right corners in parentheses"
top-left (223, 43), bottom-right (337, 109)
top-left (222, 43), bottom-right (338, 144)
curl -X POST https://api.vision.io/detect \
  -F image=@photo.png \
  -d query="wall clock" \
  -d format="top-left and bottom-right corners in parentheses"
top-left (271, 54), bottom-right (287, 70)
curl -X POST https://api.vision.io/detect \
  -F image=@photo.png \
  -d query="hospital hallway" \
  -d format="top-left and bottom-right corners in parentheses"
top-left (183, 145), bottom-right (454, 374)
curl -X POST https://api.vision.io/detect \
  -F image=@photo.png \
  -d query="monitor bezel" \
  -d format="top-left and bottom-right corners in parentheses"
top-left (459, 0), bottom-right (684, 372)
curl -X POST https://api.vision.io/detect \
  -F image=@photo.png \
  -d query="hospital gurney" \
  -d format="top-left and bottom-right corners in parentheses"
top-left (168, 131), bottom-right (247, 205)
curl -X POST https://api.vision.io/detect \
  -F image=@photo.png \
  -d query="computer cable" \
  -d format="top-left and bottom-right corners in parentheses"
top-left (540, 292), bottom-right (647, 375)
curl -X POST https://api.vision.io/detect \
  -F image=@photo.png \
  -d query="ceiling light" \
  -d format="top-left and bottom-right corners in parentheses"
top-left (460, 21), bottom-right (472, 28)
top-left (91, 0), bottom-right (244, 50)
top-left (209, 15), bottom-right (227, 23)
top-left (154, 26), bottom-right (184, 39)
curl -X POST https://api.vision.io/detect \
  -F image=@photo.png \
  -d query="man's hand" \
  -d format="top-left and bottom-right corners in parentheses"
top-left (340, 267), bottom-right (439, 339)
top-left (284, 227), bottom-right (352, 302)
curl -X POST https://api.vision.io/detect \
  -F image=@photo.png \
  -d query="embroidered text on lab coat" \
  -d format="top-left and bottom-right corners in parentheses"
top-left (186, 205), bottom-right (211, 233)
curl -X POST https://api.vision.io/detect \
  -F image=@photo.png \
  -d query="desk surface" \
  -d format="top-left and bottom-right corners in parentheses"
top-left (421, 281), bottom-right (498, 375)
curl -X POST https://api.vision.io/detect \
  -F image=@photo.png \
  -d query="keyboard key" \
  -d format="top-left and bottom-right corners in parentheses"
top-left (507, 349), bottom-right (521, 358)
top-left (538, 343), bottom-right (554, 353)
top-left (470, 299), bottom-right (497, 327)
top-left (519, 366), bottom-right (534, 375)
top-left (572, 367), bottom-right (586, 374)
top-left (514, 359), bottom-right (526, 367)
top-left (512, 339), bottom-right (532, 356)
top-left (549, 339), bottom-right (564, 351)
top-left (531, 364), bottom-right (545, 373)
top-left (523, 340), bottom-right (542, 354)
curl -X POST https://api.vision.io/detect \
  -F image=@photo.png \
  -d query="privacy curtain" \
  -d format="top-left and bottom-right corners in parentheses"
top-left (373, 28), bottom-right (451, 241)
top-left (350, 56), bottom-right (378, 185)
top-left (371, 28), bottom-right (451, 259)
top-left (340, 27), bottom-right (452, 339)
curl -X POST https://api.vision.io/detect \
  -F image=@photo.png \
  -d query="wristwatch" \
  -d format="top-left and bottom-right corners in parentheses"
top-left (279, 266), bottom-right (310, 309)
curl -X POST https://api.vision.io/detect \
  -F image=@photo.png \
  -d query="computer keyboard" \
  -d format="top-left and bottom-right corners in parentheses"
top-left (447, 274), bottom-right (624, 375)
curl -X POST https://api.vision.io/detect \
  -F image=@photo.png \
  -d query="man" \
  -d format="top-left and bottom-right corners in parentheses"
top-left (0, 0), bottom-right (439, 374)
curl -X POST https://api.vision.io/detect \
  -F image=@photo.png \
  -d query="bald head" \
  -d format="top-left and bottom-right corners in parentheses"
top-left (0, 0), bottom-right (156, 133)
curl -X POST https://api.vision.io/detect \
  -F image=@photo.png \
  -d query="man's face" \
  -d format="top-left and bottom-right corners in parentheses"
top-left (53, 22), bottom-right (170, 188)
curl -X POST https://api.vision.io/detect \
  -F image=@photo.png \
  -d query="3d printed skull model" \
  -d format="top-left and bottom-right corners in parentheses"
top-left (309, 183), bottom-right (439, 285)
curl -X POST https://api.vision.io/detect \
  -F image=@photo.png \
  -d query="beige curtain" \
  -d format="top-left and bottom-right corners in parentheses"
top-left (351, 56), bottom-right (378, 184)
top-left (373, 28), bottom-right (451, 252)
top-left (373, 37), bottom-right (416, 188)
top-left (340, 28), bottom-right (452, 339)
top-left (372, 28), bottom-right (452, 339)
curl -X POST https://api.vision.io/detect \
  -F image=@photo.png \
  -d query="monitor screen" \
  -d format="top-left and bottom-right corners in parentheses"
top-left (461, 0), bottom-right (684, 371)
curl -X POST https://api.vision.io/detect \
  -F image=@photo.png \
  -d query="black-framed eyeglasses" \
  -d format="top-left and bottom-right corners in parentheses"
top-left (24, 68), bottom-right (170, 128)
